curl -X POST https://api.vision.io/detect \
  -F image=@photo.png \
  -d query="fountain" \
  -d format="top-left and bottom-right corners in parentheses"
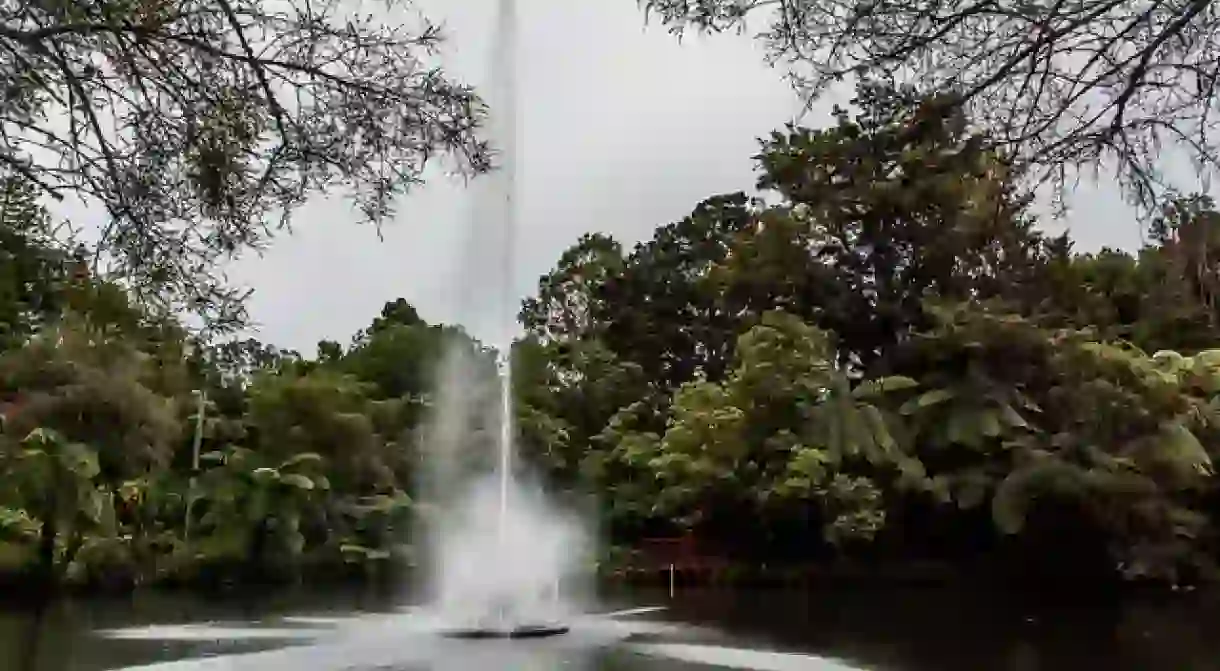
top-left (422, 0), bottom-right (585, 639)
top-left (435, 352), bottom-right (574, 639)
top-left (90, 3), bottom-right (866, 670)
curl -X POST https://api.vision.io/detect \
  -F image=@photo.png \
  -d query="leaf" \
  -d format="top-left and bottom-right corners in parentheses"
top-left (998, 403), bottom-right (1029, 429)
top-left (18, 447), bottom-right (47, 461)
top-left (991, 473), bottom-right (1028, 535)
top-left (249, 467), bottom-right (280, 484)
top-left (247, 489), bottom-right (270, 522)
top-left (860, 404), bottom-right (896, 453)
top-left (852, 375), bottom-right (918, 399)
top-left (1154, 422), bottom-right (1213, 481)
top-left (280, 452), bottom-right (324, 470)
top-left (945, 410), bottom-right (986, 448)
top-left (953, 470), bottom-right (992, 510)
top-left (195, 528), bottom-right (248, 561)
top-left (360, 493), bottom-right (411, 514)
top-left (991, 458), bottom-right (1083, 535)
top-left (61, 442), bottom-right (101, 480)
top-left (789, 447), bottom-right (830, 480)
top-left (779, 476), bottom-right (812, 496)
top-left (82, 489), bottom-right (109, 524)
top-left (979, 408), bottom-right (1003, 438)
top-left (284, 529), bottom-right (306, 556)
top-left (843, 406), bottom-right (874, 460)
top-left (900, 388), bottom-right (954, 415)
top-left (279, 473), bottom-right (315, 490)
top-left (916, 388), bottom-right (955, 407)
top-left (927, 475), bottom-right (952, 504)
top-left (199, 450), bottom-right (227, 464)
top-left (21, 427), bottom-right (62, 449)
top-left (340, 544), bottom-right (392, 562)
top-left (894, 457), bottom-right (928, 491)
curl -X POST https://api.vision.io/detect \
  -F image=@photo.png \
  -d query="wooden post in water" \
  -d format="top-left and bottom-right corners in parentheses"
top-left (668, 563), bottom-right (675, 598)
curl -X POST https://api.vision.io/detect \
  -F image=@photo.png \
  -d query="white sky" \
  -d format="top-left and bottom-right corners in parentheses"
top-left (218, 0), bottom-right (1142, 354)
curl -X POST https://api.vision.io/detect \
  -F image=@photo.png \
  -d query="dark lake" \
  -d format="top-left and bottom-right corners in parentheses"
top-left (3, 583), bottom-right (1220, 670)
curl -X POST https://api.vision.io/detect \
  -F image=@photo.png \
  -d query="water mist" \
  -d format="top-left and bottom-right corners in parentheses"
top-left (417, 0), bottom-right (592, 633)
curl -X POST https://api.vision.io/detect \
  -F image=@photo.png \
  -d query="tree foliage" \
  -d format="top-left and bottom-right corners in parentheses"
top-left (629, 311), bottom-right (916, 544)
top-left (0, 289), bottom-right (449, 589)
top-left (0, 317), bottom-right (183, 482)
top-left (0, 176), bottom-right (72, 348)
top-left (1, 0), bottom-right (487, 327)
top-left (515, 80), bottom-right (1220, 584)
top-left (10, 74), bottom-right (1220, 590)
top-left (640, 0), bottom-right (1220, 212)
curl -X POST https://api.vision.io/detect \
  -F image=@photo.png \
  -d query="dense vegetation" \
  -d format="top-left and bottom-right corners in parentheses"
top-left (5, 82), bottom-right (1220, 593)
top-left (515, 83), bottom-right (1220, 587)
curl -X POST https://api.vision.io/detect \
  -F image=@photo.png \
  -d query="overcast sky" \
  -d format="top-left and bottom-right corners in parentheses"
top-left (224, 0), bottom-right (1144, 354)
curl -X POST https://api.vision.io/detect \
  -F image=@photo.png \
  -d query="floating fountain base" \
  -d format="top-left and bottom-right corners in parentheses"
top-left (441, 624), bottom-right (571, 640)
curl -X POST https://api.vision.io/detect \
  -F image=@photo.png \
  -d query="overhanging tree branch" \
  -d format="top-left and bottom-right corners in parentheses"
top-left (0, 0), bottom-right (488, 332)
top-left (640, 0), bottom-right (1220, 217)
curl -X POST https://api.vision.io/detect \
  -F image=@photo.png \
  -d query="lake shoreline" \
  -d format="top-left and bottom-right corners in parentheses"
top-left (0, 554), bottom-right (1201, 603)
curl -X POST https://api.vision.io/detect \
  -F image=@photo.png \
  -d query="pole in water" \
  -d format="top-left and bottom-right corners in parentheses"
top-left (184, 389), bottom-right (206, 543)
top-left (669, 563), bottom-right (675, 598)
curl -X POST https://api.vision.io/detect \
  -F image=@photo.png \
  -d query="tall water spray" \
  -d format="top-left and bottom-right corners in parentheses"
top-left (420, 0), bottom-right (590, 632)
top-left (497, 352), bottom-right (513, 553)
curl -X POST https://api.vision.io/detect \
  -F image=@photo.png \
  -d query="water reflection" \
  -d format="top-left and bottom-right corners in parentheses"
top-left (631, 586), bottom-right (1220, 671)
top-left (114, 640), bottom-right (613, 671)
top-left (102, 613), bottom-right (684, 671)
top-left (5, 586), bottom-right (1220, 670)
top-left (82, 602), bottom-right (857, 671)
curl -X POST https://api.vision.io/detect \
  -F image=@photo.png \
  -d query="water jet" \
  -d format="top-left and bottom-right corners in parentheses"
top-left (426, 0), bottom-right (582, 640)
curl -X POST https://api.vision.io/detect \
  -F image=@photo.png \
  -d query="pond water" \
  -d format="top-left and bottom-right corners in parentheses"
top-left (3, 584), bottom-right (1220, 671)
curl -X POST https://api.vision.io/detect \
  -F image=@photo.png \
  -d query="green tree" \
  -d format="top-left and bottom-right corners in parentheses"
top-left (735, 83), bottom-right (1053, 367)
top-left (362, 298), bottom-right (425, 339)
top-left (0, 318), bottom-right (182, 484)
top-left (201, 338), bottom-right (303, 388)
top-left (605, 311), bottom-right (920, 555)
top-left (0, 177), bottom-right (71, 350)
top-left (520, 233), bottom-right (625, 344)
top-left (189, 447), bottom-right (330, 579)
top-left (1031, 195), bottom-right (1220, 354)
top-left (244, 369), bottom-right (403, 494)
top-left (890, 304), bottom-right (1216, 582)
top-left (1145, 194), bottom-right (1220, 341)
top-left (512, 335), bottom-right (647, 486)
top-left (599, 193), bottom-right (757, 391)
top-left (343, 323), bottom-right (445, 402)
top-left (0, 428), bottom-right (115, 589)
